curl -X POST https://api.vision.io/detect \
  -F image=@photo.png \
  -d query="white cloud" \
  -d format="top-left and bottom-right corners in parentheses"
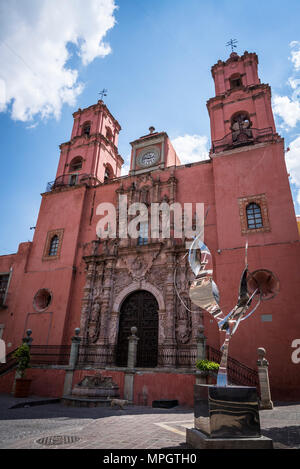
top-left (272, 95), bottom-right (300, 128)
top-left (171, 134), bottom-right (209, 165)
top-left (290, 41), bottom-right (300, 70)
top-left (285, 136), bottom-right (300, 205)
top-left (0, 0), bottom-right (116, 122)
top-left (121, 162), bottom-right (130, 176)
top-left (273, 41), bottom-right (300, 129)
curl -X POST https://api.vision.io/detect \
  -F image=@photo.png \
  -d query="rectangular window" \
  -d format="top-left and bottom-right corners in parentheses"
top-left (238, 194), bottom-right (270, 235)
top-left (138, 221), bottom-right (148, 245)
top-left (0, 274), bottom-right (9, 305)
top-left (261, 314), bottom-right (273, 322)
top-left (43, 229), bottom-right (64, 261)
top-left (69, 174), bottom-right (78, 186)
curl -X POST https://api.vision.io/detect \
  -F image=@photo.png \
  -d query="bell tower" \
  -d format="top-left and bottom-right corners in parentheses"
top-left (207, 51), bottom-right (277, 154)
top-left (55, 100), bottom-right (123, 187)
top-left (208, 50), bottom-right (298, 251)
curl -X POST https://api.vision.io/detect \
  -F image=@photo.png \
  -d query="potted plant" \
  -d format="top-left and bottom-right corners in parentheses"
top-left (195, 359), bottom-right (219, 384)
top-left (13, 343), bottom-right (32, 397)
top-left (195, 359), bottom-right (220, 373)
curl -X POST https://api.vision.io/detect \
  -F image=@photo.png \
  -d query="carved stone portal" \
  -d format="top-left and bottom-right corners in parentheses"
top-left (79, 174), bottom-right (203, 368)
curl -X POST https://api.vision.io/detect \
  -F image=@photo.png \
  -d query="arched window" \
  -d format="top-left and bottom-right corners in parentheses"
top-left (104, 167), bottom-right (110, 181)
top-left (69, 156), bottom-right (83, 172)
top-left (106, 127), bottom-right (113, 141)
top-left (246, 203), bottom-right (263, 229)
top-left (104, 164), bottom-right (114, 181)
top-left (82, 122), bottom-right (91, 137)
top-left (48, 235), bottom-right (59, 256)
top-left (138, 221), bottom-right (148, 245)
top-left (230, 73), bottom-right (243, 89)
top-left (231, 112), bottom-right (252, 143)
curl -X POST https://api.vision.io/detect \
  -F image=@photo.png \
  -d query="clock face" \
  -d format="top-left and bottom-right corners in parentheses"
top-left (138, 149), bottom-right (159, 167)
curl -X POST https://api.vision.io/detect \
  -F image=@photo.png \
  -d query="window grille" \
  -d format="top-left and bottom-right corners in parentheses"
top-left (49, 235), bottom-right (59, 256)
top-left (246, 203), bottom-right (263, 229)
top-left (137, 221), bottom-right (148, 245)
top-left (0, 274), bottom-right (9, 304)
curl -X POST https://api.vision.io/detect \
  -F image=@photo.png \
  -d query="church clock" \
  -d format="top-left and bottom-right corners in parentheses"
top-left (137, 148), bottom-right (160, 168)
top-left (129, 127), bottom-right (180, 175)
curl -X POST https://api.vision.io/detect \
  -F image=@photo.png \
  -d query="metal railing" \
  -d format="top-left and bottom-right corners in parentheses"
top-left (77, 344), bottom-right (116, 367)
top-left (0, 348), bottom-right (17, 375)
top-left (0, 345), bottom-right (71, 376)
top-left (30, 345), bottom-right (71, 366)
top-left (0, 342), bottom-right (259, 391)
top-left (212, 127), bottom-right (274, 153)
top-left (46, 173), bottom-right (101, 192)
top-left (157, 346), bottom-right (198, 368)
top-left (207, 345), bottom-right (259, 389)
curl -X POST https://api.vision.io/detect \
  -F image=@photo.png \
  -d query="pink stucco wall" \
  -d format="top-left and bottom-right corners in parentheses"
top-left (0, 51), bottom-right (299, 402)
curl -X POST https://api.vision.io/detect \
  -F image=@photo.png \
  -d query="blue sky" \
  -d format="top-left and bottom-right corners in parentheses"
top-left (1, 0), bottom-right (300, 254)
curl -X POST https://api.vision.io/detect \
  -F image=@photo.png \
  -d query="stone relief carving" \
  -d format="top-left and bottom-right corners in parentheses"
top-left (175, 295), bottom-right (192, 344)
top-left (79, 172), bottom-right (200, 367)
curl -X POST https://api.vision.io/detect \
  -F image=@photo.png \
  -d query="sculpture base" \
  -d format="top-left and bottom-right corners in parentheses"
top-left (186, 428), bottom-right (273, 449)
top-left (194, 384), bottom-right (261, 438)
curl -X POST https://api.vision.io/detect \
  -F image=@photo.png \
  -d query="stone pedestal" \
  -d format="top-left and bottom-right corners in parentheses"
top-left (186, 428), bottom-right (273, 449)
top-left (257, 347), bottom-right (273, 410)
top-left (186, 384), bottom-right (273, 449)
top-left (124, 371), bottom-right (135, 402)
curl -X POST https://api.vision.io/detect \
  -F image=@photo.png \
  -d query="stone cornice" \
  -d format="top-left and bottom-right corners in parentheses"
top-left (207, 83), bottom-right (271, 108)
top-left (211, 51), bottom-right (258, 75)
top-left (72, 100), bottom-right (121, 132)
top-left (130, 132), bottom-right (167, 147)
top-left (210, 137), bottom-right (283, 158)
top-left (59, 133), bottom-right (120, 156)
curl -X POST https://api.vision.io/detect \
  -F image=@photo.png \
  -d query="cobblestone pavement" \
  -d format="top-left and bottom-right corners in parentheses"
top-left (0, 394), bottom-right (299, 450)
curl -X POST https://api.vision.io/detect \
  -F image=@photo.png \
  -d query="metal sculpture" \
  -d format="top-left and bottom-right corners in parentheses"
top-left (188, 234), bottom-right (279, 386)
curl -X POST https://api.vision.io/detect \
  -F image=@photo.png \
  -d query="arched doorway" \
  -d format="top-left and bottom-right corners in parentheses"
top-left (116, 290), bottom-right (159, 367)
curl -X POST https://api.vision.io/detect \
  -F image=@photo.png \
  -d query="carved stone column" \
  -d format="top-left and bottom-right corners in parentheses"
top-left (160, 249), bottom-right (176, 367)
top-left (107, 310), bottom-right (120, 365)
top-left (80, 259), bottom-right (97, 343)
top-left (98, 257), bottom-right (116, 346)
top-left (196, 325), bottom-right (207, 360)
top-left (63, 328), bottom-right (81, 396)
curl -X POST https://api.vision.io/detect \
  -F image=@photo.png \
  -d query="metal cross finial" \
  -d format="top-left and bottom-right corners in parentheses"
top-left (99, 88), bottom-right (108, 100)
top-left (226, 39), bottom-right (238, 53)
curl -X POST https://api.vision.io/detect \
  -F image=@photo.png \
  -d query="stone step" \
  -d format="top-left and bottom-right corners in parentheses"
top-left (152, 399), bottom-right (178, 409)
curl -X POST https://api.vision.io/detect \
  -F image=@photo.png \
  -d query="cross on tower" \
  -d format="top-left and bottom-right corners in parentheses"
top-left (99, 88), bottom-right (108, 100)
top-left (226, 39), bottom-right (238, 53)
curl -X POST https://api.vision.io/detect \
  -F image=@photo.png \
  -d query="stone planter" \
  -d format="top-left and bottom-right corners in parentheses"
top-left (195, 370), bottom-right (217, 385)
top-left (14, 378), bottom-right (32, 398)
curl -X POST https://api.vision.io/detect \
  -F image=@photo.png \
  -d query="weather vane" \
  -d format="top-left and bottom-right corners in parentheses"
top-left (99, 88), bottom-right (108, 100)
top-left (226, 39), bottom-right (238, 53)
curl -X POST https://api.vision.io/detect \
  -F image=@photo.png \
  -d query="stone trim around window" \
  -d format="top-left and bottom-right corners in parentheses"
top-left (42, 229), bottom-right (64, 261)
top-left (238, 194), bottom-right (270, 235)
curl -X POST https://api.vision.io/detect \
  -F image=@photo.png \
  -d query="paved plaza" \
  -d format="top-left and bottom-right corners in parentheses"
top-left (0, 394), bottom-right (299, 450)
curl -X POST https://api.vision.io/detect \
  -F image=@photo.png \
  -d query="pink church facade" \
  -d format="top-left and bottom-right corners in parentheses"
top-left (0, 51), bottom-right (299, 402)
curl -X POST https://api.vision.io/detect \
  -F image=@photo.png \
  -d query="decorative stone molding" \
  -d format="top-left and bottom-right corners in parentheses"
top-left (112, 280), bottom-right (165, 313)
top-left (238, 193), bottom-right (270, 235)
top-left (42, 228), bottom-right (64, 261)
